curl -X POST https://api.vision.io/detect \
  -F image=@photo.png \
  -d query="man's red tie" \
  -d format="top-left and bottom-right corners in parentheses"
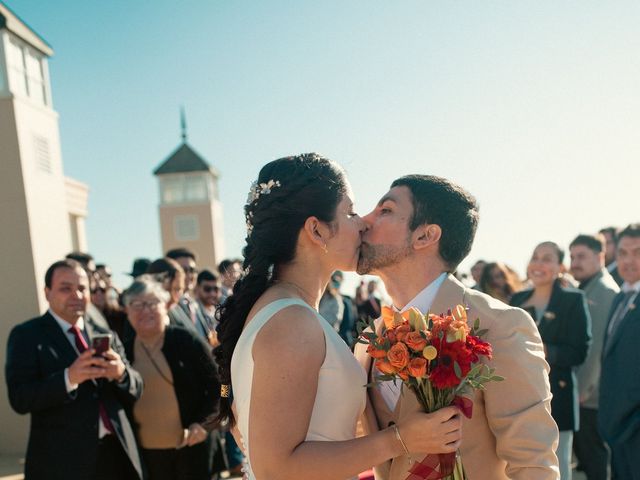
top-left (68, 325), bottom-right (115, 434)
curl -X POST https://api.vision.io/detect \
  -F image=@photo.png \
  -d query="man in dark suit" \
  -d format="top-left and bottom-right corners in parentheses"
top-left (570, 234), bottom-right (619, 480)
top-left (5, 259), bottom-right (144, 480)
top-left (599, 223), bottom-right (640, 480)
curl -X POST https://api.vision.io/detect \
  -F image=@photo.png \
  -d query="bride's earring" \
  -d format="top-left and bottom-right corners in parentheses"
top-left (322, 243), bottom-right (328, 254)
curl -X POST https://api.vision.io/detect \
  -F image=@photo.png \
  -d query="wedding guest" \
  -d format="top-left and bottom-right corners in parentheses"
top-left (218, 258), bottom-right (243, 302)
top-left (91, 278), bottom-right (130, 342)
top-left (470, 259), bottom-right (487, 289)
top-left (194, 269), bottom-right (222, 346)
top-left (599, 226), bottom-right (623, 285)
top-left (127, 258), bottom-right (152, 279)
top-left (598, 223), bottom-right (640, 480)
top-left (146, 258), bottom-right (196, 333)
top-left (511, 241), bottom-right (592, 480)
top-left (5, 259), bottom-right (144, 479)
top-left (122, 277), bottom-right (221, 480)
top-left (479, 262), bottom-right (521, 303)
top-left (357, 279), bottom-right (382, 323)
top-left (166, 248), bottom-right (201, 331)
top-left (66, 251), bottom-right (110, 329)
top-left (569, 233), bottom-right (619, 480)
top-left (318, 271), bottom-right (354, 346)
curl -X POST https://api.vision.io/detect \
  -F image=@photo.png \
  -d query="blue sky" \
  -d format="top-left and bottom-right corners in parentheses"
top-left (8, 0), bottom-right (640, 291)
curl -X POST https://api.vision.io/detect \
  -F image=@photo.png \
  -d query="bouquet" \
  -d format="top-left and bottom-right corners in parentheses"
top-left (358, 304), bottom-right (503, 480)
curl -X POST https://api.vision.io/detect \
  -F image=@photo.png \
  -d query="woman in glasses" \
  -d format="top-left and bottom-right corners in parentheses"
top-left (122, 276), bottom-right (220, 480)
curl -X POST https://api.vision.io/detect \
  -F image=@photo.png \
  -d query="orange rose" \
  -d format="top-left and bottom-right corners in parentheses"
top-left (375, 358), bottom-right (397, 375)
top-left (395, 324), bottom-right (411, 343)
top-left (366, 341), bottom-right (388, 359)
top-left (387, 342), bottom-right (410, 369)
top-left (405, 331), bottom-right (428, 352)
top-left (407, 357), bottom-right (428, 378)
top-left (398, 368), bottom-right (409, 381)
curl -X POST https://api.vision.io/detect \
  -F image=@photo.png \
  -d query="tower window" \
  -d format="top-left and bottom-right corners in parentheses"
top-left (174, 215), bottom-right (199, 241)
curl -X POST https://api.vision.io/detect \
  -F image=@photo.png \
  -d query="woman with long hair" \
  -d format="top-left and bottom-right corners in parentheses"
top-left (479, 262), bottom-right (522, 303)
top-left (510, 241), bottom-right (591, 480)
top-left (214, 153), bottom-right (462, 480)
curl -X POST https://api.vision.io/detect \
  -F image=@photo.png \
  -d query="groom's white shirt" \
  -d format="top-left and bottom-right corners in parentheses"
top-left (378, 273), bottom-right (447, 411)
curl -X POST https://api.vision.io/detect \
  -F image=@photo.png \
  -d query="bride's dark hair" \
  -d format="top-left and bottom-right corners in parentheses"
top-left (214, 153), bottom-right (348, 425)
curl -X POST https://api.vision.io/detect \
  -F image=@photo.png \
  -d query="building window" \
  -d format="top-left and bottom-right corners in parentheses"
top-left (174, 215), bottom-right (199, 241)
top-left (5, 36), bottom-right (48, 106)
top-left (184, 176), bottom-right (207, 202)
top-left (162, 177), bottom-right (184, 204)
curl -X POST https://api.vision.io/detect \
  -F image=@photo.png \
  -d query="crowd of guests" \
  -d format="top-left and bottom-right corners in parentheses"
top-left (5, 222), bottom-right (639, 480)
top-left (6, 249), bottom-right (246, 480)
top-left (464, 225), bottom-right (638, 480)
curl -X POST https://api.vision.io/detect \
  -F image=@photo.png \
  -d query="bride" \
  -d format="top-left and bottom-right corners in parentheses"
top-left (214, 153), bottom-right (462, 480)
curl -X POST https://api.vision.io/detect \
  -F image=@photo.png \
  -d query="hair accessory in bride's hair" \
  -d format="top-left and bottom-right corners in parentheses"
top-left (246, 179), bottom-right (282, 205)
top-left (245, 179), bottom-right (282, 235)
top-left (220, 384), bottom-right (231, 398)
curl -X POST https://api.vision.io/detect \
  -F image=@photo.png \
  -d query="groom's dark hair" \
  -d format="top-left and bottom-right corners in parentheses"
top-left (391, 175), bottom-right (479, 271)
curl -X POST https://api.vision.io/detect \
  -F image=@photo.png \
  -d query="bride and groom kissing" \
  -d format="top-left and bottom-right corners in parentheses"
top-left (213, 153), bottom-right (560, 480)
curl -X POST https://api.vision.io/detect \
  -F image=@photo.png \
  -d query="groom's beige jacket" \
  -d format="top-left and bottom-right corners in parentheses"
top-left (355, 275), bottom-right (560, 480)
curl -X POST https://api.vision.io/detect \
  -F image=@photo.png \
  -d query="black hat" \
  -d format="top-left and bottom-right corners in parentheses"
top-left (127, 258), bottom-right (151, 277)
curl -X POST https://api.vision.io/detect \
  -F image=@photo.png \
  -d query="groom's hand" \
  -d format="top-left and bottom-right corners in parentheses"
top-left (398, 406), bottom-right (463, 454)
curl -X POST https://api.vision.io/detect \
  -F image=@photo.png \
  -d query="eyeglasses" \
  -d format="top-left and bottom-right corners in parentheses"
top-left (184, 267), bottom-right (199, 274)
top-left (129, 300), bottom-right (161, 311)
top-left (202, 285), bottom-right (220, 293)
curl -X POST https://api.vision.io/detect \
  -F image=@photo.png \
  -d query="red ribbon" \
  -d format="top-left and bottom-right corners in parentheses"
top-left (404, 397), bottom-right (473, 480)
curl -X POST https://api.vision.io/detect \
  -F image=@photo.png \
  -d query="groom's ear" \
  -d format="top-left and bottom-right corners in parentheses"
top-left (412, 224), bottom-right (441, 251)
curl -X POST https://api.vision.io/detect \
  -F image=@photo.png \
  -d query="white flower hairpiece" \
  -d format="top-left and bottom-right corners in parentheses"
top-left (245, 178), bottom-right (282, 235)
top-left (247, 179), bottom-right (281, 204)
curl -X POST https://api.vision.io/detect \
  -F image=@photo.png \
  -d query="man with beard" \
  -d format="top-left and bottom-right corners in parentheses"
top-left (354, 175), bottom-right (559, 480)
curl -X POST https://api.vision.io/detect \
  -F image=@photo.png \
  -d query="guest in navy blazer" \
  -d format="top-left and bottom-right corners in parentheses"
top-left (511, 241), bottom-right (591, 480)
top-left (5, 259), bottom-right (144, 480)
top-left (598, 224), bottom-right (640, 480)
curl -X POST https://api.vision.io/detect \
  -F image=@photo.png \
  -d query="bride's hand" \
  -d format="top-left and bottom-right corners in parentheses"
top-left (395, 406), bottom-right (462, 454)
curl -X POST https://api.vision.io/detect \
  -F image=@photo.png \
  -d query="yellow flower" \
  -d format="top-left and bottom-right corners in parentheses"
top-left (423, 345), bottom-right (438, 361)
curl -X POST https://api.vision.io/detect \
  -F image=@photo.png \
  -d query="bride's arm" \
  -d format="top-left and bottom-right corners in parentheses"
top-left (248, 306), bottom-right (461, 480)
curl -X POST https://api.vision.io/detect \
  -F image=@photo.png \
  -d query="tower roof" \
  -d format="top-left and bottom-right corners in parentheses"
top-left (0, 1), bottom-right (53, 56)
top-left (153, 143), bottom-right (220, 177)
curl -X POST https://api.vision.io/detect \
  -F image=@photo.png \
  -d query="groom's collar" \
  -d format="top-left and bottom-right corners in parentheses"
top-left (395, 272), bottom-right (447, 313)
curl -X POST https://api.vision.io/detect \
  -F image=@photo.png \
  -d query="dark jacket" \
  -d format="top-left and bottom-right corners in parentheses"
top-left (123, 324), bottom-right (220, 432)
top-left (511, 280), bottom-right (592, 431)
top-left (5, 312), bottom-right (144, 480)
top-left (598, 291), bottom-right (640, 465)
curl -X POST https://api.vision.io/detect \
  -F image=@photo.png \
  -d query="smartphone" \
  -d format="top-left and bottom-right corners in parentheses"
top-left (91, 334), bottom-right (112, 357)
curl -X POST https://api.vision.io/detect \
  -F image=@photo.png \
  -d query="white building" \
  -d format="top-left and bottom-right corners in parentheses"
top-left (0, 1), bottom-right (89, 456)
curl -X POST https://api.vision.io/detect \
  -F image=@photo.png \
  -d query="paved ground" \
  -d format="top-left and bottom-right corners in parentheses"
top-left (0, 453), bottom-right (589, 480)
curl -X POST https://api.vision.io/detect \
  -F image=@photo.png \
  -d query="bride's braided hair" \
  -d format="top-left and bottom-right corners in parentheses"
top-left (213, 153), bottom-right (348, 426)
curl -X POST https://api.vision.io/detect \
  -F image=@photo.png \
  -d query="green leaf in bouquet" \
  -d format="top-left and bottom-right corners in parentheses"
top-left (491, 375), bottom-right (505, 381)
top-left (476, 329), bottom-right (488, 337)
top-left (454, 361), bottom-right (462, 379)
top-left (474, 318), bottom-right (480, 331)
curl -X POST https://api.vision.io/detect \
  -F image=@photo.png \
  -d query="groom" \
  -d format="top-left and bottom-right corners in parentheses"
top-left (355, 175), bottom-right (559, 480)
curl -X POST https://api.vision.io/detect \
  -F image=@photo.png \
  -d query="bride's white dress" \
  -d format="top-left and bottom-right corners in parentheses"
top-left (231, 298), bottom-right (367, 480)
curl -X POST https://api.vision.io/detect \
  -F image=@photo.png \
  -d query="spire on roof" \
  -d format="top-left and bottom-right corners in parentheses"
top-left (180, 106), bottom-right (187, 142)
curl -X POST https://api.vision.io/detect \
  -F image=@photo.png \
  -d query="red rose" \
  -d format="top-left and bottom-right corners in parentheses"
top-left (466, 335), bottom-right (492, 361)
